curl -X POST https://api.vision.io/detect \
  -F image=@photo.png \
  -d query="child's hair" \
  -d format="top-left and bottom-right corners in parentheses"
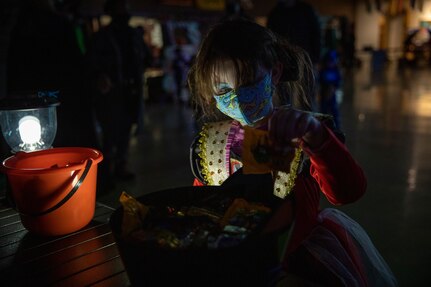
top-left (188, 18), bottom-right (315, 120)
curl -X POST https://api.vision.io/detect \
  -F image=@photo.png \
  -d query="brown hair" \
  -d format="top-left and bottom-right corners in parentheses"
top-left (188, 18), bottom-right (315, 120)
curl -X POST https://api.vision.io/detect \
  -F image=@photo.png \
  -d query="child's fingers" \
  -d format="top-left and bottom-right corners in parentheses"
top-left (295, 113), bottom-right (313, 137)
top-left (269, 108), bottom-right (300, 144)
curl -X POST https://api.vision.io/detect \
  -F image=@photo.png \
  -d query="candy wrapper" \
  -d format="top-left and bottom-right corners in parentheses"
top-left (242, 126), bottom-right (299, 174)
top-left (219, 198), bottom-right (271, 227)
top-left (119, 191), bottom-right (149, 238)
top-left (118, 190), bottom-right (272, 250)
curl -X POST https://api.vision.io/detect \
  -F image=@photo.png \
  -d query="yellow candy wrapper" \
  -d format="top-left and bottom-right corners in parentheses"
top-left (219, 198), bottom-right (271, 227)
top-left (119, 191), bottom-right (149, 238)
top-left (242, 126), bottom-right (296, 174)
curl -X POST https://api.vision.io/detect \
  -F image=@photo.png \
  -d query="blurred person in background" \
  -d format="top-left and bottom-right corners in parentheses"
top-left (88, 0), bottom-right (149, 192)
top-left (6, 0), bottom-right (98, 149)
top-left (267, 0), bottom-right (321, 68)
top-left (134, 25), bottom-right (152, 135)
top-left (319, 49), bottom-right (342, 129)
top-left (221, 0), bottom-right (254, 21)
top-left (172, 31), bottom-right (192, 105)
top-left (267, 0), bottom-right (321, 107)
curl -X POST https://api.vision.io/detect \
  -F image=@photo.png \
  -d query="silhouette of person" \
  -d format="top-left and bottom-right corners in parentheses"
top-left (172, 44), bottom-right (190, 104)
top-left (319, 50), bottom-right (341, 128)
top-left (221, 0), bottom-right (253, 21)
top-left (134, 25), bottom-right (152, 135)
top-left (267, 0), bottom-right (321, 66)
top-left (87, 0), bottom-right (148, 192)
top-left (267, 0), bottom-right (322, 109)
top-left (6, 0), bottom-right (98, 149)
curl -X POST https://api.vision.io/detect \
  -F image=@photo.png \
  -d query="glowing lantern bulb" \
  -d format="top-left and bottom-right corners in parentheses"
top-left (19, 115), bottom-right (41, 144)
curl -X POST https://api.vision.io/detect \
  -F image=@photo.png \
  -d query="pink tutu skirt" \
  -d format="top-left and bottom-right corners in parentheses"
top-left (292, 208), bottom-right (398, 286)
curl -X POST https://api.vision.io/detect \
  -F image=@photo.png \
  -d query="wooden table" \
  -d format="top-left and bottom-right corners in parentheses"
top-left (0, 197), bottom-right (130, 287)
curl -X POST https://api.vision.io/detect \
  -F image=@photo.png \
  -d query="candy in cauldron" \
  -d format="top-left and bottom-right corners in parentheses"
top-left (109, 185), bottom-right (282, 286)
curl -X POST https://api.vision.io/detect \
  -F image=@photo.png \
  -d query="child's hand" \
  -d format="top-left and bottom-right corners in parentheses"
top-left (268, 107), bottom-right (328, 150)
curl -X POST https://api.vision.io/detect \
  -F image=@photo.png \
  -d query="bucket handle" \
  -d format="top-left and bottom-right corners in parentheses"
top-left (11, 159), bottom-right (93, 217)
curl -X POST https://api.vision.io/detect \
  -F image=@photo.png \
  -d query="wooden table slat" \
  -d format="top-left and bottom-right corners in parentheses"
top-left (29, 244), bottom-right (122, 285)
top-left (0, 213), bottom-right (21, 226)
top-left (89, 271), bottom-right (131, 287)
top-left (17, 231), bottom-right (114, 269)
top-left (0, 197), bottom-right (130, 287)
top-left (0, 229), bottom-right (27, 249)
top-left (16, 224), bottom-right (112, 261)
top-left (51, 256), bottom-right (128, 287)
top-left (0, 221), bottom-right (25, 235)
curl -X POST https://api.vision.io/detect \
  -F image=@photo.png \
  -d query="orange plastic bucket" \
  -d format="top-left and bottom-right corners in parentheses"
top-left (2, 147), bottom-right (103, 236)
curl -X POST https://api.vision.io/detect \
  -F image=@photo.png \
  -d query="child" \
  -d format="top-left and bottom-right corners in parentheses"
top-left (188, 19), bottom-right (397, 286)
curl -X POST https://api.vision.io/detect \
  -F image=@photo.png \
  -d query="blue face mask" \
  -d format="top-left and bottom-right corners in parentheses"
top-left (214, 73), bottom-right (274, 126)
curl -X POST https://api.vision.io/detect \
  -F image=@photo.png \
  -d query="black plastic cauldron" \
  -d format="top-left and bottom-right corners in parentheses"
top-left (109, 184), bottom-right (282, 286)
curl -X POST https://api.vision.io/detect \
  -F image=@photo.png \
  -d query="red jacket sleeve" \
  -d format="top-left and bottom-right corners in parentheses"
top-left (301, 126), bottom-right (367, 205)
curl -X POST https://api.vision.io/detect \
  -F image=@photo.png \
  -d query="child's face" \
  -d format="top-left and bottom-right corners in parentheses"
top-left (212, 61), bottom-right (274, 127)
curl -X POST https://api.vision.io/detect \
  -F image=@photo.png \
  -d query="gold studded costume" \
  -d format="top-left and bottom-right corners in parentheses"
top-left (191, 120), bottom-right (302, 199)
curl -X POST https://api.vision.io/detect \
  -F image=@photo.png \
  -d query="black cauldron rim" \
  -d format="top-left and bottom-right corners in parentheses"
top-left (109, 185), bottom-right (284, 285)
